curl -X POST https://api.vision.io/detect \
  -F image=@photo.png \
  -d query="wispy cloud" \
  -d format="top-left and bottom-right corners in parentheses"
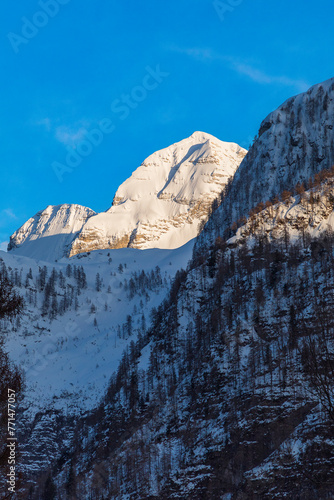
top-left (55, 125), bottom-right (88, 147)
top-left (3, 208), bottom-right (18, 220)
top-left (231, 62), bottom-right (309, 92)
top-left (169, 46), bottom-right (310, 92)
top-left (34, 118), bottom-right (92, 147)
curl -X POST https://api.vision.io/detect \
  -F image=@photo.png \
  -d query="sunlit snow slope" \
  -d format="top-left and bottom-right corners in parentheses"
top-left (9, 132), bottom-right (246, 261)
top-left (8, 204), bottom-right (96, 262)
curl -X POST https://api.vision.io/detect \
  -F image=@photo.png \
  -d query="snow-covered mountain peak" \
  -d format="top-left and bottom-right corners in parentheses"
top-left (10, 132), bottom-right (246, 261)
top-left (8, 204), bottom-right (96, 261)
top-left (111, 131), bottom-right (244, 207)
top-left (69, 132), bottom-right (246, 255)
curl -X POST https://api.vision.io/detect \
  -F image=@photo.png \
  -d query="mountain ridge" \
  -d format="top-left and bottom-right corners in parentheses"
top-left (195, 76), bottom-right (334, 256)
top-left (56, 76), bottom-right (334, 499)
top-left (5, 77), bottom-right (334, 499)
top-left (9, 131), bottom-right (246, 261)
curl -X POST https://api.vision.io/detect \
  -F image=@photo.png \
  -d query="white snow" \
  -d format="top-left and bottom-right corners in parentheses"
top-left (9, 132), bottom-right (246, 261)
top-left (9, 204), bottom-right (95, 261)
top-left (2, 240), bottom-right (194, 416)
top-left (196, 76), bottom-right (334, 252)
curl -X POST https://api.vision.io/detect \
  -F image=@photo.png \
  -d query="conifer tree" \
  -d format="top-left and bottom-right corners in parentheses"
top-left (43, 474), bottom-right (57, 500)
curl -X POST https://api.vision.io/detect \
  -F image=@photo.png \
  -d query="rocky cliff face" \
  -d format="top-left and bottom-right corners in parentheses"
top-left (68, 131), bottom-right (246, 255)
top-left (196, 77), bottom-right (334, 254)
top-left (8, 132), bottom-right (246, 261)
top-left (8, 204), bottom-right (96, 261)
top-left (226, 170), bottom-right (334, 247)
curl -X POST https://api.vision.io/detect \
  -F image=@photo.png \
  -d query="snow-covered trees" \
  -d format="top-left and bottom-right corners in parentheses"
top-left (0, 277), bottom-right (23, 319)
top-left (127, 266), bottom-right (163, 300)
top-left (50, 227), bottom-right (334, 498)
top-left (0, 272), bottom-right (23, 491)
top-left (95, 272), bottom-right (102, 292)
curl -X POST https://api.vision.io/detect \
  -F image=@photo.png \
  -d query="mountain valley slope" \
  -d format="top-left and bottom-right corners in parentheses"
top-left (4, 78), bottom-right (334, 498)
top-left (34, 77), bottom-right (334, 500)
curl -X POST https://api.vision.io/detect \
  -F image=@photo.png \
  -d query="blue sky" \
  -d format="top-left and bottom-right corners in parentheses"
top-left (1, 0), bottom-right (334, 250)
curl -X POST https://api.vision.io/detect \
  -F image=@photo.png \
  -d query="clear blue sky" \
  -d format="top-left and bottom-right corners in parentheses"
top-left (1, 0), bottom-right (334, 249)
